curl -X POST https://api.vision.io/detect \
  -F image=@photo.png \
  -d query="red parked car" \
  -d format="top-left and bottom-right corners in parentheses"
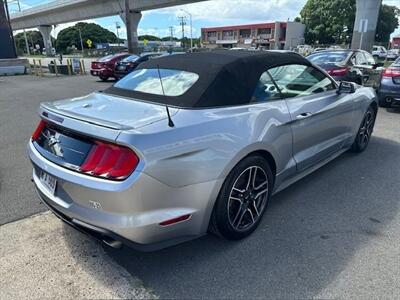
top-left (90, 53), bottom-right (130, 81)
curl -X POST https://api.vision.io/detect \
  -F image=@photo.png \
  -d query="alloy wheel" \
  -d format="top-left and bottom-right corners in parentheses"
top-left (358, 110), bottom-right (374, 147)
top-left (227, 166), bottom-right (269, 231)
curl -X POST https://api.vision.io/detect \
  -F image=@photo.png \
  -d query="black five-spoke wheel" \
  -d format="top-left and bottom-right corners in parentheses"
top-left (351, 106), bottom-right (376, 153)
top-left (210, 155), bottom-right (273, 240)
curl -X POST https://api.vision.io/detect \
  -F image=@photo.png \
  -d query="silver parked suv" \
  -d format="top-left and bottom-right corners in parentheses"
top-left (28, 51), bottom-right (378, 251)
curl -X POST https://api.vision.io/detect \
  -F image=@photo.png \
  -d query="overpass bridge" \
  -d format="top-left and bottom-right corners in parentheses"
top-left (10, 0), bottom-right (206, 55)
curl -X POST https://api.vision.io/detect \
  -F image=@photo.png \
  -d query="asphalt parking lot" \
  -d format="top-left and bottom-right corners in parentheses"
top-left (1, 74), bottom-right (399, 298)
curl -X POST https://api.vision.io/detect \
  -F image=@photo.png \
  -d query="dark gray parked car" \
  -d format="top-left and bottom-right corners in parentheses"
top-left (307, 50), bottom-right (383, 88)
top-left (377, 57), bottom-right (400, 107)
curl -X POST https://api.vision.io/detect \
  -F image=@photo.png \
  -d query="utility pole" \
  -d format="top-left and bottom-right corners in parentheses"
top-left (125, 0), bottom-right (134, 53)
top-left (169, 26), bottom-right (174, 52)
top-left (78, 27), bottom-right (84, 55)
top-left (180, 9), bottom-right (193, 52)
top-left (179, 16), bottom-right (186, 50)
top-left (116, 22), bottom-right (121, 47)
top-left (169, 26), bottom-right (174, 43)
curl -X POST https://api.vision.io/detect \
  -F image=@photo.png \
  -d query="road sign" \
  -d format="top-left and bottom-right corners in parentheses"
top-left (359, 19), bottom-right (368, 33)
top-left (86, 39), bottom-right (93, 48)
top-left (143, 39), bottom-right (149, 46)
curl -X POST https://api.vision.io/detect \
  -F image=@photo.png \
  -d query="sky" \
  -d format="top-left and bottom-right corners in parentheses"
top-left (8, 0), bottom-right (400, 39)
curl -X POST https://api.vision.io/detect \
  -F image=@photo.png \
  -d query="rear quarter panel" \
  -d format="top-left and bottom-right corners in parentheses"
top-left (116, 101), bottom-right (294, 190)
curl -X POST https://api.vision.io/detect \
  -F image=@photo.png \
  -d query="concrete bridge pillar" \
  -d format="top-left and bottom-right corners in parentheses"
top-left (38, 25), bottom-right (53, 56)
top-left (351, 0), bottom-right (381, 51)
top-left (120, 11), bottom-right (142, 53)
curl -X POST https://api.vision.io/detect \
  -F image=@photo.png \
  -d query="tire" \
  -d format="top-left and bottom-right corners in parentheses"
top-left (378, 96), bottom-right (392, 108)
top-left (351, 106), bottom-right (376, 153)
top-left (210, 155), bottom-right (274, 240)
top-left (99, 75), bottom-right (109, 82)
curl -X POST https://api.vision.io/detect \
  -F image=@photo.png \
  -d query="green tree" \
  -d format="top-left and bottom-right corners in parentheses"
top-left (14, 30), bottom-right (44, 55)
top-left (299, 0), bottom-right (356, 45)
top-left (299, 0), bottom-right (399, 45)
top-left (138, 35), bottom-right (161, 41)
top-left (376, 5), bottom-right (400, 44)
top-left (55, 22), bottom-right (118, 53)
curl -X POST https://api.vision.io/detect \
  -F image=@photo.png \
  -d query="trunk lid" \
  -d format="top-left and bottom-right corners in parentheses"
top-left (41, 92), bottom-right (178, 131)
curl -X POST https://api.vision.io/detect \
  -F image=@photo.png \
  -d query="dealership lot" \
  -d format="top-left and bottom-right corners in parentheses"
top-left (1, 75), bottom-right (399, 298)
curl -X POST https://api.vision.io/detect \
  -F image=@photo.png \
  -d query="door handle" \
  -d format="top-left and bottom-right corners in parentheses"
top-left (296, 112), bottom-right (313, 120)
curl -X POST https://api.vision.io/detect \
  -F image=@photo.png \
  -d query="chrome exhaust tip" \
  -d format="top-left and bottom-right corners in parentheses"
top-left (102, 237), bottom-right (122, 248)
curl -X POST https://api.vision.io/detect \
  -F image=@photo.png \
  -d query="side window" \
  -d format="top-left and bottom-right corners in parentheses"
top-left (268, 64), bottom-right (335, 98)
top-left (364, 52), bottom-right (376, 65)
top-left (251, 71), bottom-right (282, 103)
top-left (355, 52), bottom-right (367, 65)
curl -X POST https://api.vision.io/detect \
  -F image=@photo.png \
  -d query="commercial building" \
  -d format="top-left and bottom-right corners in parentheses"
top-left (201, 21), bottom-right (305, 50)
top-left (392, 35), bottom-right (400, 49)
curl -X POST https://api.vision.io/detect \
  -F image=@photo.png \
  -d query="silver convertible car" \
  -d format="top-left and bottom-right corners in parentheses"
top-left (28, 51), bottom-right (378, 251)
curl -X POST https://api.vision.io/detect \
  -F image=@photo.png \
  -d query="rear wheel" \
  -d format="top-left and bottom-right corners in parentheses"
top-left (210, 155), bottom-right (273, 240)
top-left (351, 106), bottom-right (376, 153)
top-left (378, 96), bottom-right (392, 108)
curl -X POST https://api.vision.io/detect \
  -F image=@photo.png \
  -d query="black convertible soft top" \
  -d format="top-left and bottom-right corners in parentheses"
top-left (105, 50), bottom-right (312, 108)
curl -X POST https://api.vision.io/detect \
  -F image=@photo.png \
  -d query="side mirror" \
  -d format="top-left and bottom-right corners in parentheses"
top-left (373, 62), bottom-right (384, 69)
top-left (337, 81), bottom-right (355, 95)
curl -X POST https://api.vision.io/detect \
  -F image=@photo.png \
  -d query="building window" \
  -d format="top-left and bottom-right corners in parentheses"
top-left (239, 29), bottom-right (251, 38)
top-left (207, 31), bottom-right (217, 38)
top-left (223, 30), bottom-right (234, 37)
top-left (258, 28), bottom-right (272, 35)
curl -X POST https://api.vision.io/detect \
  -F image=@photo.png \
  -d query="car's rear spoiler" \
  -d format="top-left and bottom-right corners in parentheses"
top-left (40, 102), bottom-right (133, 131)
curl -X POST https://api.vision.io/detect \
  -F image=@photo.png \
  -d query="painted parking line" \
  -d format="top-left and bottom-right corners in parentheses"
top-left (0, 212), bottom-right (156, 299)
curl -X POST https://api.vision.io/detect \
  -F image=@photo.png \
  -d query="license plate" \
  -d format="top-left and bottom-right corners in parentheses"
top-left (39, 170), bottom-right (57, 195)
top-left (117, 66), bottom-right (125, 70)
top-left (393, 77), bottom-right (400, 84)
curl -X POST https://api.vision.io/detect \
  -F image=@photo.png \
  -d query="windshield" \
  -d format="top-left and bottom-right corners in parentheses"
top-left (114, 68), bottom-right (199, 97)
top-left (122, 55), bottom-right (140, 62)
top-left (307, 51), bottom-right (350, 64)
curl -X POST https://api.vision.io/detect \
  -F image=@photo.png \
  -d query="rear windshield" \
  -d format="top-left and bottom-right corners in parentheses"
top-left (98, 55), bottom-right (115, 62)
top-left (307, 51), bottom-right (350, 64)
top-left (122, 55), bottom-right (140, 62)
top-left (113, 68), bottom-right (199, 97)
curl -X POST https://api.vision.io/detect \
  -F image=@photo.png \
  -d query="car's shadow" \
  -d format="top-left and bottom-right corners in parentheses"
top-left (63, 136), bottom-right (400, 298)
top-left (386, 106), bottom-right (400, 114)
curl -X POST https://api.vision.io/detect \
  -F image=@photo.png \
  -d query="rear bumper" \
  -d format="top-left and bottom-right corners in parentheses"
top-left (28, 141), bottom-right (221, 251)
top-left (378, 83), bottom-right (400, 104)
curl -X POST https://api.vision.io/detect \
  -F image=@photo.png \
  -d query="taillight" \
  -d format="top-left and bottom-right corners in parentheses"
top-left (328, 67), bottom-right (348, 76)
top-left (32, 120), bottom-right (46, 141)
top-left (79, 141), bottom-right (139, 180)
top-left (382, 68), bottom-right (400, 77)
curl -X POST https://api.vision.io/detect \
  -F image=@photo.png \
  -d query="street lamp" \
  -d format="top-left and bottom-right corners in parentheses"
top-left (180, 9), bottom-right (193, 52)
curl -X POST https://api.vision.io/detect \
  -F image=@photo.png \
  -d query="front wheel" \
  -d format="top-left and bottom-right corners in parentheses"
top-left (99, 75), bottom-right (109, 82)
top-left (351, 106), bottom-right (376, 153)
top-left (210, 155), bottom-right (274, 240)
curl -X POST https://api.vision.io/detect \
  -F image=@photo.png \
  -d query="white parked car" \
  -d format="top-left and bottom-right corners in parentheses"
top-left (372, 46), bottom-right (387, 59)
